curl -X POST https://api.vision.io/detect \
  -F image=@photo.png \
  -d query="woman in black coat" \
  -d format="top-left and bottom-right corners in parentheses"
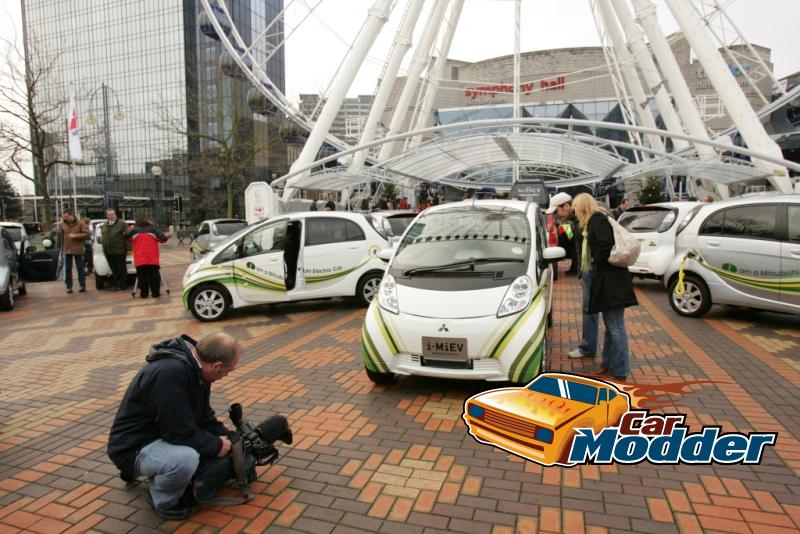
top-left (573, 194), bottom-right (637, 381)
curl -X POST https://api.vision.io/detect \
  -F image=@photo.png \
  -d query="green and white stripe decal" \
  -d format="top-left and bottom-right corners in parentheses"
top-left (484, 287), bottom-right (544, 359)
top-left (692, 253), bottom-right (799, 295)
top-left (182, 264), bottom-right (285, 308)
top-left (372, 304), bottom-right (407, 354)
top-left (507, 319), bottom-right (546, 383)
top-left (362, 306), bottom-right (390, 373)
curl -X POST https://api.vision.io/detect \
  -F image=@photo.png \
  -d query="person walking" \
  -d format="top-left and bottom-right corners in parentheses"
top-left (101, 208), bottom-right (130, 291)
top-left (58, 209), bottom-right (90, 294)
top-left (611, 197), bottom-right (630, 220)
top-left (126, 218), bottom-right (168, 298)
top-left (572, 193), bottom-right (637, 381)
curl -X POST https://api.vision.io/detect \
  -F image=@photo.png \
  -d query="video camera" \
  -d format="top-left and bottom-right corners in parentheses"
top-left (228, 403), bottom-right (293, 466)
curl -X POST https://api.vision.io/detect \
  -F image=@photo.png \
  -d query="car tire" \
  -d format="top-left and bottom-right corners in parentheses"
top-left (668, 275), bottom-right (712, 318)
top-left (356, 271), bottom-right (383, 307)
top-left (95, 275), bottom-right (106, 290)
top-left (365, 367), bottom-right (394, 385)
top-left (189, 283), bottom-right (231, 322)
top-left (0, 283), bottom-right (14, 311)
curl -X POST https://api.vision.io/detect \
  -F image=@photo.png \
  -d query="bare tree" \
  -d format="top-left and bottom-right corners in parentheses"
top-left (0, 37), bottom-right (70, 228)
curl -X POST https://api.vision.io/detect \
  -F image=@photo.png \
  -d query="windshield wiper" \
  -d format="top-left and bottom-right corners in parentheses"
top-left (404, 257), bottom-right (523, 276)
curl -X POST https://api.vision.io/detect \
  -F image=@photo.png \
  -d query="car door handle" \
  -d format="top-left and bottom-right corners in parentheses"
top-left (347, 246), bottom-right (359, 250)
top-left (706, 241), bottom-right (721, 247)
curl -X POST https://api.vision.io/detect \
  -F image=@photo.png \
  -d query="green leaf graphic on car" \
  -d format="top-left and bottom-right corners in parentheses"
top-left (722, 263), bottom-right (737, 273)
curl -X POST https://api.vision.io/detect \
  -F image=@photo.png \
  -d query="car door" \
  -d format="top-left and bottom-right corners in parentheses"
top-left (697, 204), bottom-right (782, 304)
top-left (302, 217), bottom-right (368, 298)
top-left (782, 204), bottom-right (800, 307)
top-left (232, 219), bottom-right (289, 304)
top-left (2, 234), bottom-right (18, 289)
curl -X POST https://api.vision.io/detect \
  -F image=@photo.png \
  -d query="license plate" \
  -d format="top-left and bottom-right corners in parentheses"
top-left (422, 337), bottom-right (468, 361)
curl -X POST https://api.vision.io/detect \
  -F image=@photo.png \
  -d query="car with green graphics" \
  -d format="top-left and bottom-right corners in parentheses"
top-left (182, 212), bottom-right (388, 321)
top-left (664, 194), bottom-right (800, 317)
top-left (362, 200), bottom-right (565, 385)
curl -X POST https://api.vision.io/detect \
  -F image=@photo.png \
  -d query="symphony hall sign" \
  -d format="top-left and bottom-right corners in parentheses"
top-left (465, 76), bottom-right (566, 100)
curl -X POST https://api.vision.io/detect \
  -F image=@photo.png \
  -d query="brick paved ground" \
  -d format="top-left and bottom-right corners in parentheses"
top-left (1, 242), bottom-right (799, 533)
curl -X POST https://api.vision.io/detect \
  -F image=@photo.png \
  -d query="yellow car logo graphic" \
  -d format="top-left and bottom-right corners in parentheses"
top-left (463, 372), bottom-right (630, 466)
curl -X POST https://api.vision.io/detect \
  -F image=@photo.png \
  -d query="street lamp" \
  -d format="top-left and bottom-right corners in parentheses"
top-left (151, 165), bottom-right (162, 225)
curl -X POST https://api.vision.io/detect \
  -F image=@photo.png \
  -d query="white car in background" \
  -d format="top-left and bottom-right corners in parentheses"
top-left (617, 201), bottom-right (703, 281)
top-left (0, 222), bottom-right (28, 254)
top-left (361, 200), bottom-right (564, 385)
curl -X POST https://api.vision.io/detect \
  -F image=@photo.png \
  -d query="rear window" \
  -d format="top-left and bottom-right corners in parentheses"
top-left (618, 208), bottom-right (677, 233)
top-left (387, 214), bottom-right (415, 236)
top-left (216, 222), bottom-right (247, 236)
top-left (3, 227), bottom-right (22, 241)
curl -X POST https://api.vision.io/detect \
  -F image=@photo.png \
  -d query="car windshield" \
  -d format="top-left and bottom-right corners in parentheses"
top-left (2, 227), bottom-right (22, 241)
top-left (527, 376), bottom-right (598, 405)
top-left (618, 208), bottom-right (676, 233)
top-left (216, 222), bottom-right (247, 235)
top-left (393, 207), bottom-right (530, 273)
top-left (387, 215), bottom-right (415, 236)
top-left (207, 220), bottom-right (266, 255)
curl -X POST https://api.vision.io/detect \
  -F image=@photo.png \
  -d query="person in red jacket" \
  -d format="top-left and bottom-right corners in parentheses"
top-left (125, 218), bottom-right (169, 298)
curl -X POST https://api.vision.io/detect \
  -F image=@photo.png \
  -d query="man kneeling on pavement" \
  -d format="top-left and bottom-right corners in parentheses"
top-left (107, 333), bottom-right (249, 520)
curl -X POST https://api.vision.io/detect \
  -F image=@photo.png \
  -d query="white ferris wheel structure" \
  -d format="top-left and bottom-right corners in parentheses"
top-left (198, 0), bottom-right (800, 203)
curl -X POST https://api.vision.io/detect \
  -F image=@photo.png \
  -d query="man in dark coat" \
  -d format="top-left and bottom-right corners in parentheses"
top-left (101, 208), bottom-right (130, 291)
top-left (107, 333), bottom-right (240, 520)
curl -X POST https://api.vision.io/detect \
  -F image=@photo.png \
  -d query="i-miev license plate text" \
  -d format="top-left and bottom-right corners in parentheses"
top-left (422, 337), bottom-right (468, 361)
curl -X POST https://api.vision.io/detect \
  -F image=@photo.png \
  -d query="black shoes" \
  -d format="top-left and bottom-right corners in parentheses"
top-left (79, 287), bottom-right (86, 293)
top-left (66, 288), bottom-right (73, 294)
top-left (147, 492), bottom-right (192, 521)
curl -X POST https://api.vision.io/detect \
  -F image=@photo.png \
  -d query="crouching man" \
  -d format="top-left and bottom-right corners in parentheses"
top-left (107, 332), bottom-right (241, 520)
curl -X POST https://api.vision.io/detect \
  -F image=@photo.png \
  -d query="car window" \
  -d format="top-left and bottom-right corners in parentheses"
top-left (618, 208), bottom-right (676, 233)
top-left (198, 224), bottom-right (210, 236)
top-left (387, 215), bottom-right (415, 236)
top-left (598, 389), bottom-right (607, 402)
top-left (216, 222), bottom-right (247, 236)
top-left (608, 390), bottom-right (617, 401)
top-left (241, 222), bottom-right (287, 258)
top-left (699, 210), bottom-right (724, 236)
top-left (2, 227), bottom-right (22, 242)
top-left (305, 218), bottom-right (361, 246)
top-left (788, 206), bottom-right (800, 243)
top-left (526, 376), bottom-right (598, 405)
top-left (212, 241), bottom-right (239, 265)
top-left (3, 236), bottom-right (15, 260)
top-left (723, 205), bottom-right (777, 240)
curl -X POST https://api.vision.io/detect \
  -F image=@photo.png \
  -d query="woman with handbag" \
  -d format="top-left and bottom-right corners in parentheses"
top-left (572, 193), bottom-right (638, 382)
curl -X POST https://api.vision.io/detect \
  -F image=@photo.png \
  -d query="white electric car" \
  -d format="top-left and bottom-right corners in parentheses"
top-left (361, 200), bottom-right (564, 385)
top-left (92, 220), bottom-right (136, 290)
top-left (182, 211), bottom-right (389, 321)
top-left (617, 201), bottom-right (702, 281)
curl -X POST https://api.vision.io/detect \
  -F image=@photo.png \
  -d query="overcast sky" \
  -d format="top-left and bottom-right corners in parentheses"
top-left (1, 0), bottom-right (798, 193)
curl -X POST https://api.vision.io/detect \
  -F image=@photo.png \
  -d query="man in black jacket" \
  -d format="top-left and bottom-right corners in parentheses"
top-left (108, 333), bottom-right (240, 520)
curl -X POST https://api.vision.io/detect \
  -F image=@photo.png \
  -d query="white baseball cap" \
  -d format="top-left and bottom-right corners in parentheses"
top-left (545, 192), bottom-right (573, 214)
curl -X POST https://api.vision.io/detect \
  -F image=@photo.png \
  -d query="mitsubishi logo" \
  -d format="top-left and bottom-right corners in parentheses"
top-left (438, 324), bottom-right (449, 332)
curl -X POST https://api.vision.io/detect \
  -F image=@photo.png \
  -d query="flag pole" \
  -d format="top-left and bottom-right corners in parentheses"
top-left (71, 163), bottom-right (78, 217)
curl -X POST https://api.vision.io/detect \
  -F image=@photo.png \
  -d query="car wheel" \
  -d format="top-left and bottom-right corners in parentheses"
top-left (668, 275), bottom-right (712, 318)
top-left (356, 272), bottom-right (383, 307)
top-left (365, 367), bottom-right (394, 385)
top-left (0, 283), bottom-right (14, 311)
top-left (189, 283), bottom-right (230, 322)
top-left (95, 275), bottom-right (106, 290)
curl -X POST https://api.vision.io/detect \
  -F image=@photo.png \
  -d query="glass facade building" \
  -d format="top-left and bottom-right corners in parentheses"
top-left (22, 0), bottom-right (285, 224)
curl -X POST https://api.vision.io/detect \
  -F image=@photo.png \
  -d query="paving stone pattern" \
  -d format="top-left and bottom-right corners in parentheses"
top-left (1, 243), bottom-right (799, 533)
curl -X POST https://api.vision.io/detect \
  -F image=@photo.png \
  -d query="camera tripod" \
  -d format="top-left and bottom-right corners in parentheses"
top-left (131, 270), bottom-right (171, 298)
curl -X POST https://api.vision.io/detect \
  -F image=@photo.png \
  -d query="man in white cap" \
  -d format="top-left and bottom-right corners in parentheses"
top-left (545, 192), bottom-right (578, 275)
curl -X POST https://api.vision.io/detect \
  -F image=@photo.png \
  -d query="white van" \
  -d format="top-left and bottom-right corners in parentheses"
top-left (182, 212), bottom-right (388, 321)
top-left (362, 200), bottom-right (564, 385)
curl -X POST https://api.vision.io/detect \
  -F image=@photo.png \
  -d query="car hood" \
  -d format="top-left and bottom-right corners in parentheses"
top-left (475, 389), bottom-right (594, 429)
top-left (397, 284), bottom-right (507, 319)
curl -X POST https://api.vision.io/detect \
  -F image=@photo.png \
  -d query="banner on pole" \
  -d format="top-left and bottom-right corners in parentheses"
top-left (67, 95), bottom-right (82, 161)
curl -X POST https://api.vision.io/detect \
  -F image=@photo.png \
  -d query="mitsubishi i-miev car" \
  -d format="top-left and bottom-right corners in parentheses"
top-left (617, 202), bottom-right (702, 281)
top-left (664, 194), bottom-right (800, 317)
top-left (362, 200), bottom-right (565, 385)
top-left (182, 212), bottom-right (388, 321)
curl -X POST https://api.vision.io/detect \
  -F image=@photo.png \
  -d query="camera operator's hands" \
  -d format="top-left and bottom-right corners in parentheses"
top-left (218, 435), bottom-right (232, 457)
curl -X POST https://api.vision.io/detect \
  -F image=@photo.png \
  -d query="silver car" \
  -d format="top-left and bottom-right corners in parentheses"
top-left (663, 194), bottom-right (800, 317)
top-left (189, 218), bottom-right (248, 260)
top-left (0, 228), bottom-right (26, 310)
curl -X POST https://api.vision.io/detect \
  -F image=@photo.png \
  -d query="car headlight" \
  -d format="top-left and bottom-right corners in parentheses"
top-left (534, 427), bottom-right (554, 443)
top-left (378, 274), bottom-right (399, 314)
top-left (497, 275), bottom-right (533, 317)
top-left (467, 403), bottom-right (484, 419)
top-left (183, 257), bottom-right (207, 286)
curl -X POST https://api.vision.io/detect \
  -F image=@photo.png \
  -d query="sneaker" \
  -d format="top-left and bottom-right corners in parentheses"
top-left (568, 348), bottom-right (590, 359)
top-left (146, 492), bottom-right (191, 521)
top-left (66, 288), bottom-right (73, 294)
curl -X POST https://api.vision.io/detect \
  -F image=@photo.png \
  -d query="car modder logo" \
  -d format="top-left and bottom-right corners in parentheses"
top-left (462, 372), bottom-right (776, 467)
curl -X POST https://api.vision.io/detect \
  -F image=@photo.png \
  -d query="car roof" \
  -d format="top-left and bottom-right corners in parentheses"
top-left (0, 222), bottom-right (24, 228)
top-left (202, 218), bottom-right (247, 224)
top-left (423, 199), bottom-right (531, 214)
top-left (708, 193), bottom-right (800, 206)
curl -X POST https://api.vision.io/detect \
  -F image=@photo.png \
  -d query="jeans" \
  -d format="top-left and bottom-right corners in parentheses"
top-left (579, 270), bottom-right (599, 358)
top-left (135, 439), bottom-right (199, 510)
top-left (64, 254), bottom-right (85, 290)
top-left (601, 306), bottom-right (630, 379)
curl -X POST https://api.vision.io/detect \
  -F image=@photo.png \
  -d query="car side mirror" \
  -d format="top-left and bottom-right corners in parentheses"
top-left (376, 248), bottom-right (393, 263)
top-left (542, 246), bottom-right (565, 262)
